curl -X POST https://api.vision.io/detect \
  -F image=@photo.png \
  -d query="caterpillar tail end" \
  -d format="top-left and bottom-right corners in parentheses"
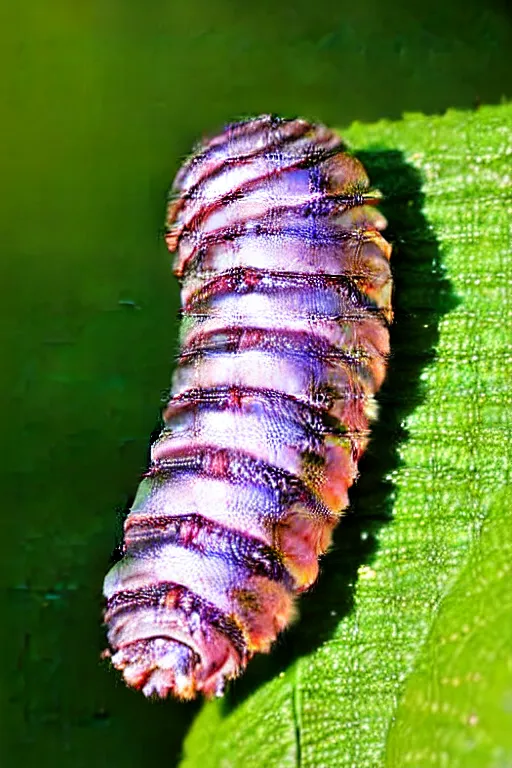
top-left (111, 636), bottom-right (241, 700)
top-left (102, 565), bottom-right (248, 700)
top-left (105, 631), bottom-right (243, 700)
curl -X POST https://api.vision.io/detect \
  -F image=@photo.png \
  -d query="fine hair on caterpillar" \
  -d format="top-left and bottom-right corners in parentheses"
top-left (103, 114), bottom-right (392, 700)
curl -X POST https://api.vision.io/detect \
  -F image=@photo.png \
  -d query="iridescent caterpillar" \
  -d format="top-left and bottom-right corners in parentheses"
top-left (103, 115), bottom-right (392, 699)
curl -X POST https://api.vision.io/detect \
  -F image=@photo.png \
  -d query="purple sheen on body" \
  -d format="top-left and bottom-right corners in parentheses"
top-left (103, 115), bottom-right (392, 699)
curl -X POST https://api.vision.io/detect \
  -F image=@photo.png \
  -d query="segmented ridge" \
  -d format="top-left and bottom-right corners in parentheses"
top-left (173, 199), bottom-right (379, 279)
top-left (182, 266), bottom-right (378, 312)
top-left (174, 115), bottom-right (316, 192)
top-left (145, 446), bottom-right (336, 519)
top-left (105, 581), bottom-right (248, 660)
top-left (123, 512), bottom-right (294, 589)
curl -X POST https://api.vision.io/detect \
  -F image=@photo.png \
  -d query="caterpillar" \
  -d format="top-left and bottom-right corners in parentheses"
top-left (103, 115), bottom-right (392, 700)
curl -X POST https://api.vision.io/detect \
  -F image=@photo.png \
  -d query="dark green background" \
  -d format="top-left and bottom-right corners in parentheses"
top-left (1, 1), bottom-right (510, 766)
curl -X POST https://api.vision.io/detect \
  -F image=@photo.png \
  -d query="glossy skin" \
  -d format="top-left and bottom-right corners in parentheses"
top-left (103, 115), bottom-right (392, 699)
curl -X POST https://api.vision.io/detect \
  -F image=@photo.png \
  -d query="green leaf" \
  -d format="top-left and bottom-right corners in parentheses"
top-left (180, 102), bottom-right (512, 768)
top-left (386, 486), bottom-right (512, 767)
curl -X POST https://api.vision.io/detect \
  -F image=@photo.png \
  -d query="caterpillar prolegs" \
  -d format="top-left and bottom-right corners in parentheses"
top-left (103, 115), bottom-right (392, 699)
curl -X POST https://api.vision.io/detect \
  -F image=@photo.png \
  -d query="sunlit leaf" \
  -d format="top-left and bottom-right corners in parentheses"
top-left (180, 103), bottom-right (512, 768)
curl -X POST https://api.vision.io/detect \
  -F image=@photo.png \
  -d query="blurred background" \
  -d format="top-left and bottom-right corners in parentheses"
top-left (1, 1), bottom-right (511, 766)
